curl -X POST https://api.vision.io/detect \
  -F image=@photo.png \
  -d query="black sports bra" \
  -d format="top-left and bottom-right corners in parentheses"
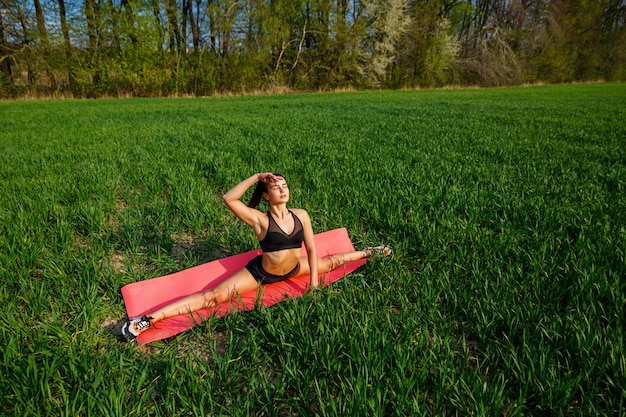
top-left (259, 210), bottom-right (304, 253)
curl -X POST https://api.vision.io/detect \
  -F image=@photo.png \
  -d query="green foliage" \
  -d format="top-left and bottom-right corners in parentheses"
top-left (1, 0), bottom-right (624, 96)
top-left (420, 19), bottom-right (459, 87)
top-left (0, 84), bottom-right (625, 415)
top-left (0, 72), bottom-right (17, 98)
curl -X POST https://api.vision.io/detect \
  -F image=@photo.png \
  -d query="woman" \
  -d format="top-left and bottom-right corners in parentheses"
top-left (121, 172), bottom-right (391, 341)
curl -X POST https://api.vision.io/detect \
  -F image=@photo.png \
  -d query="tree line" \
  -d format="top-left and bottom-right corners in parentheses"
top-left (1, 0), bottom-right (625, 98)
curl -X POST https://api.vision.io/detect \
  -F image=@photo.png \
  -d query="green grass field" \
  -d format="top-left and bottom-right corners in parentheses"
top-left (1, 84), bottom-right (625, 416)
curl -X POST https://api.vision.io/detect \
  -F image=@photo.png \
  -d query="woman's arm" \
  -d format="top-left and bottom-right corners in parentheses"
top-left (297, 209), bottom-right (318, 288)
top-left (223, 173), bottom-right (282, 227)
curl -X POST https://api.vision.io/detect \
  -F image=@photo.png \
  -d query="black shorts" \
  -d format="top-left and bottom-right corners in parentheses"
top-left (245, 255), bottom-right (300, 284)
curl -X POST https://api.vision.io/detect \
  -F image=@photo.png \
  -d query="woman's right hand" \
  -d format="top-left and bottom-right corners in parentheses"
top-left (257, 173), bottom-right (284, 184)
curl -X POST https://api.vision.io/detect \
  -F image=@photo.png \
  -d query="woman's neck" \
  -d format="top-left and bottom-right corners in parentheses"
top-left (269, 204), bottom-right (289, 218)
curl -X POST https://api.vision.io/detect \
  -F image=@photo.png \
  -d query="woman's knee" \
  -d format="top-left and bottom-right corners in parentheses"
top-left (322, 254), bottom-right (345, 272)
top-left (201, 288), bottom-right (228, 308)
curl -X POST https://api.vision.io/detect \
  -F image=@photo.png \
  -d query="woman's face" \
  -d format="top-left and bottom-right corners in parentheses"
top-left (264, 179), bottom-right (289, 204)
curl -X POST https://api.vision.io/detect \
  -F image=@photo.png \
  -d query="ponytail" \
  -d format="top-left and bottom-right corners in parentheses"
top-left (248, 182), bottom-right (266, 208)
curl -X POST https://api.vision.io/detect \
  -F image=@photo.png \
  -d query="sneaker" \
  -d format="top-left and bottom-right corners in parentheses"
top-left (363, 245), bottom-right (392, 258)
top-left (121, 315), bottom-right (153, 342)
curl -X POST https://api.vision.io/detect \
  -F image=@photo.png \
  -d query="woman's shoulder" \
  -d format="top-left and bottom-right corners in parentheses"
top-left (290, 208), bottom-right (310, 221)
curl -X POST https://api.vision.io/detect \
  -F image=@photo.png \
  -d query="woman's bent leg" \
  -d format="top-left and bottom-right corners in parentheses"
top-left (147, 268), bottom-right (259, 322)
top-left (122, 268), bottom-right (259, 341)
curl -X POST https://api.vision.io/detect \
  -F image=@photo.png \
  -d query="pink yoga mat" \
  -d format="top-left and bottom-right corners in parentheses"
top-left (121, 228), bottom-right (366, 345)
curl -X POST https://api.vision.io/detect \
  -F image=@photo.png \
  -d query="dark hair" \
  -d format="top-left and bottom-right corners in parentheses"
top-left (248, 173), bottom-right (284, 208)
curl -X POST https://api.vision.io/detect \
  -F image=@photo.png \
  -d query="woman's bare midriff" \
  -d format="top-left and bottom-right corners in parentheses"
top-left (262, 248), bottom-right (302, 275)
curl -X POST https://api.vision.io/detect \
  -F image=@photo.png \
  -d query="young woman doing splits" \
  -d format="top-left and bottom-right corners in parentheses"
top-left (122, 173), bottom-right (391, 341)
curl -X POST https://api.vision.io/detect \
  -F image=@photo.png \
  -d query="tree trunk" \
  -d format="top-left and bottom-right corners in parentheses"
top-left (14, 2), bottom-right (37, 92)
top-left (85, 0), bottom-right (99, 52)
top-left (33, 0), bottom-right (49, 47)
top-left (0, 7), bottom-right (13, 83)
top-left (189, 0), bottom-right (200, 51)
top-left (108, 0), bottom-right (122, 52)
top-left (34, 0), bottom-right (58, 91)
top-left (121, 0), bottom-right (138, 45)
top-left (57, 0), bottom-right (75, 94)
top-left (165, 0), bottom-right (181, 51)
top-left (151, 0), bottom-right (165, 49)
top-left (182, 0), bottom-right (189, 48)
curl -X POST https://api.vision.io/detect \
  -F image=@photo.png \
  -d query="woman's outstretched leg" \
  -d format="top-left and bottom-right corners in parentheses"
top-left (320, 245), bottom-right (392, 272)
top-left (122, 268), bottom-right (259, 341)
top-left (299, 245), bottom-right (392, 278)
